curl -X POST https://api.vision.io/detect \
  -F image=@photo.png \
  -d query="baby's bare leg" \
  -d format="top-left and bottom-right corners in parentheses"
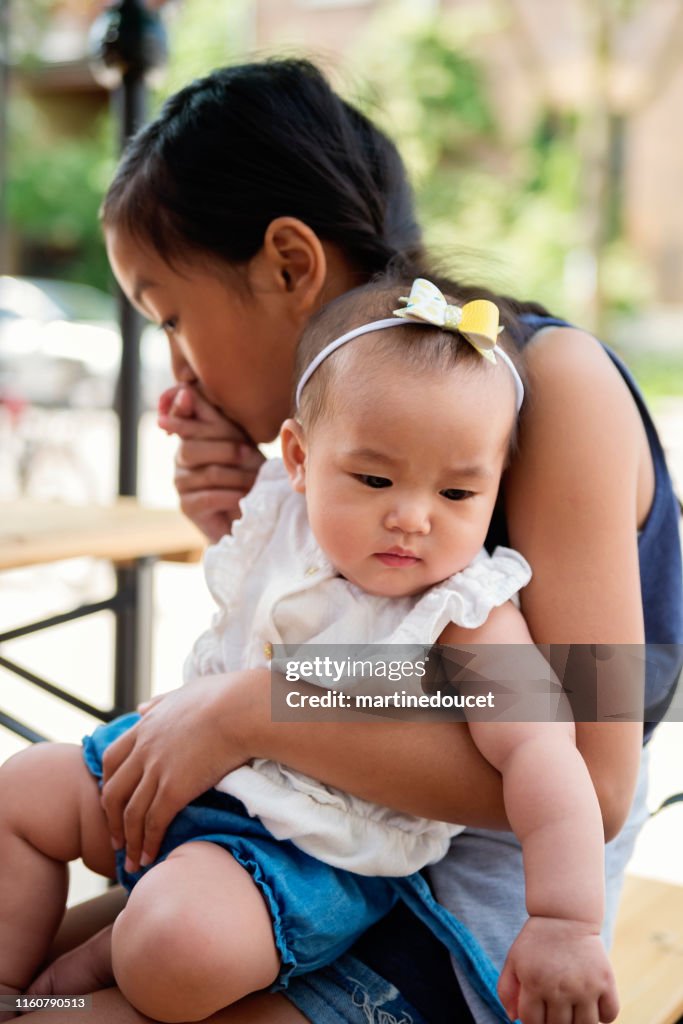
top-left (0, 745), bottom-right (116, 1002)
top-left (112, 841), bottom-right (280, 1024)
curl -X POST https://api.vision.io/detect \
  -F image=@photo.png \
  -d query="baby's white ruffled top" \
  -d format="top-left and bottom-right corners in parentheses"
top-left (185, 459), bottom-right (530, 876)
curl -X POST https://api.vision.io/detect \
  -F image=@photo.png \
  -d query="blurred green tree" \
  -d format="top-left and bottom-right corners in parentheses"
top-left (5, 0), bottom-right (250, 289)
top-left (155, 0), bottom-right (250, 97)
top-left (7, 98), bottom-right (115, 287)
top-left (492, 0), bottom-right (683, 330)
top-left (348, 1), bottom-right (655, 327)
top-left (6, 0), bottom-right (681, 329)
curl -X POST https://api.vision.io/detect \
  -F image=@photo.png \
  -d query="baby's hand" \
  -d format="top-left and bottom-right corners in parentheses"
top-left (497, 916), bottom-right (619, 1024)
top-left (158, 384), bottom-right (264, 543)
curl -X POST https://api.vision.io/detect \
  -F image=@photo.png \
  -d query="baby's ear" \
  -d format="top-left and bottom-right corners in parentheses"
top-left (280, 418), bottom-right (307, 493)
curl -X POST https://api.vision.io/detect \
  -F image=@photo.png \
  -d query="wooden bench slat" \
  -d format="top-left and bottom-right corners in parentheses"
top-left (0, 498), bottom-right (205, 570)
top-left (612, 875), bottom-right (683, 1024)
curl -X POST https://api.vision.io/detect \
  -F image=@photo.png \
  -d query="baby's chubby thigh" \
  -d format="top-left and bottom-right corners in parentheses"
top-left (0, 743), bottom-right (117, 1001)
top-left (111, 840), bottom-right (280, 1023)
top-left (0, 741), bottom-right (117, 878)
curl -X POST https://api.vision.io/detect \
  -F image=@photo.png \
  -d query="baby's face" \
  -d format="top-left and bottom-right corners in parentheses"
top-left (283, 346), bottom-right (517, 598)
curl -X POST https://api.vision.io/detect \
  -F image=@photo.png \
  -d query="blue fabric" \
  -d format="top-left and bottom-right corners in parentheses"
top-left (82, 714), bottom-right (509, 1018)
top-left (285, 953), bottom-right (431, 1024)
top-left (84, 714), bottom-right (394, 990)
top-left (392, 873), bottom-right (511, 1021)
top-left (486, 312), bottom-right (683, 740)
top-left (345, 899), bottom-right (475, 1022)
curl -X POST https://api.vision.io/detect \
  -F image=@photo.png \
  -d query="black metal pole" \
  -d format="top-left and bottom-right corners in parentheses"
top-left (90, 0), bottom-right (167, 497)
top-left (115, 83), bottom-right (151, 704)
top-left (89, 0), bottom-right (167, 710)
top-left (114, 69), bottom-right (146, 496)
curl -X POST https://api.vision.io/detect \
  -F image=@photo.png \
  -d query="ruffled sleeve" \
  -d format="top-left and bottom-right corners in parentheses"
top-left (390, 546), bottom-right (532, 645)
top-left (202, 458), bottom-right (292, 607)
top-left (184, 459), bottom-right (294, 679)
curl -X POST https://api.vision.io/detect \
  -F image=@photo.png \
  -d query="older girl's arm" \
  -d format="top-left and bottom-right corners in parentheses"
top-left (98, 670), bottom-right (508, 869)
top-left (227, 668), bottom-right (507, 827)
top-left (505, 327), bottom-right (646, 838)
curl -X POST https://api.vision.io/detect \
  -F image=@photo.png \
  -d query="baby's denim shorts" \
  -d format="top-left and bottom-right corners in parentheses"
top-left (83, 713), bottom-right (509, 1021)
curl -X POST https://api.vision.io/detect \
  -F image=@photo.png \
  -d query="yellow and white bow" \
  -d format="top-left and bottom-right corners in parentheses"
top-left (393, 278), bottom-right (502, 363)
top-left (295, 277), bottom-right (524, 413)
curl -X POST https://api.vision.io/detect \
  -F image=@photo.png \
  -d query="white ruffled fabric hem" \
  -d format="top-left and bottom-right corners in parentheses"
top-left (219, 761), bottom-right (462, 877)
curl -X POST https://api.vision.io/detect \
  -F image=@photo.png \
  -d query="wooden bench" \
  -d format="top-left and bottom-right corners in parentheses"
top-left (612, 874), bottom-right (683, 1024)
top-left (0, 497), bottom-right (205, 569)
top-left (0, 498), bottom-right (205, 741)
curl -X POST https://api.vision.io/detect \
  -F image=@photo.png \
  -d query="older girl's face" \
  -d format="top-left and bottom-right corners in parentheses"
top-left (105, 226), bottom-right (302, 442)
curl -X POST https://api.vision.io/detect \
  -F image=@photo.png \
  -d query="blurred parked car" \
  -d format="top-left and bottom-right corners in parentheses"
top-left (0, 275), bottom-right (173, 409)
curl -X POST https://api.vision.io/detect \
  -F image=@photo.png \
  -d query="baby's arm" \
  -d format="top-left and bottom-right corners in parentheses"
top-left (439, 605), bottom-right (619, 1024)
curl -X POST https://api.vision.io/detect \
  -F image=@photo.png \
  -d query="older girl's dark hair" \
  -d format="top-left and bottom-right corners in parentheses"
top-left (101, 57), bottom-right (424, 277)
top-left (102, 56), bottom-right (551, 343)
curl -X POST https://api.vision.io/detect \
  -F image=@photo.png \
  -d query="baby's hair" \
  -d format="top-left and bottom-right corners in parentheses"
top-left (100, 58), bottom-right (424, 279)
top-left (294, 276), bottom-right (527, 445)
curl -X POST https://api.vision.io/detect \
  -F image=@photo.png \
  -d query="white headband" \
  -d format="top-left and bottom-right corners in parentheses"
top-left (295, 280), bottom-right (525, 413)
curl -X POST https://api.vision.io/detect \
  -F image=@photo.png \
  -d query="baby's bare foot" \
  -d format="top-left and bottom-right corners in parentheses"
top-left (28, 924), bottom-right (114, 997)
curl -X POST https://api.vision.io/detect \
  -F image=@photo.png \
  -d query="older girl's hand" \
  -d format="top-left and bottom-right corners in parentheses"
top-left (158, 384), bottom-right (265, 543)
top-left (99, 673), bottom-right (259, 872)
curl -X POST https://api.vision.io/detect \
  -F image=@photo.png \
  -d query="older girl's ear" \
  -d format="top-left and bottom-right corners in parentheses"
top-left (280, 418), bottom-right (308, 493)
top-left (250, 217), bottom-right (327, 318)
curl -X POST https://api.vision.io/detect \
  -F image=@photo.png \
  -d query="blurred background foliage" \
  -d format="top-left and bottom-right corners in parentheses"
top-left (0, 1), bottom-right (651, 308)
top-left (5, 0), bottom-right (250, 289)
top-left (3, 0), bottom-right (680, 374)
top-left (347, 3), bottom-right (652, 327)
top-left (7, 100), bottom-right (114, 287)
top-left (349, 8), bottom-right (584, 316)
